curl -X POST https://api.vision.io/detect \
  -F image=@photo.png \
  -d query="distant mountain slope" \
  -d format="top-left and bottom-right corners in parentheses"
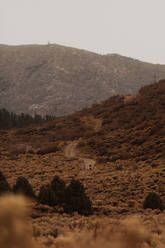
top-left (5, 79), bottom-right (165, 163)
top-left (0, 44), bottom-right (165, 116)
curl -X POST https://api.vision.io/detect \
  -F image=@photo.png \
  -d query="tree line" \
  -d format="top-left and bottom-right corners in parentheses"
top-left (0, 108), bottom-right (55, 130)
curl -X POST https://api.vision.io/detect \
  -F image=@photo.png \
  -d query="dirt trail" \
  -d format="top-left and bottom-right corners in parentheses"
top-left (64, 115), bottom-right (100, 165)
top-left (93, 118), bottom-right (102, 132)
top-left (64, 141), bottom-right (78, 158)
top-left (64, 140), bottom-right (96, 173)
top-left (81, 115), bottom-right (102, 132)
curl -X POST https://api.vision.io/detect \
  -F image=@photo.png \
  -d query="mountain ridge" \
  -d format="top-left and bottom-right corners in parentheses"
top-left (1, 43), bottom-right (165, 116)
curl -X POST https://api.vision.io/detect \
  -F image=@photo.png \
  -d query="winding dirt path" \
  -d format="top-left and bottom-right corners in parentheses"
top-left (64, 140), bottom-right (96, 176)
top-left (93, 118), bottom-right (102, 132)
top-left (64, 141), bottom-right (78, 158)
top-left (63, 115), bottom-right (100, 168)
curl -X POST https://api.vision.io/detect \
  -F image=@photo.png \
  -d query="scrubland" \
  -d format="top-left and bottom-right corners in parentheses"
top-left (1, 81), bottom-right (165, 247)
top-left (1, 194), bottom-right (165, 248)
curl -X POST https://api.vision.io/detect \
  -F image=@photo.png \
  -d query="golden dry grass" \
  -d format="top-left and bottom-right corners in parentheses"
top-left (0, 160), bottom-right (165, 248)
top-left (34, 215), bottom-right (165, 248)
top-left (0, 195), bottom-right (35, 248)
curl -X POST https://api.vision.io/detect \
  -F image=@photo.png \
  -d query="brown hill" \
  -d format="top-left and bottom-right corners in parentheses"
top-left (0, 80), bottom-right (165, 210)
top-left (0, 81), bottom-right (165, 246)
top-left (1, 44), bottom-right (165, 116)
top-left (4, 79), bottom-right (165, 162)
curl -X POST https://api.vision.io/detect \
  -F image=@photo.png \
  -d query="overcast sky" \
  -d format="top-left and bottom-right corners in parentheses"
top-left (1, 0), bottom-right (165, 64)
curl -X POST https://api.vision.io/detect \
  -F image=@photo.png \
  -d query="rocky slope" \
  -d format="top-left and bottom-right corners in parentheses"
top-left (1, 44), bottom-right (165, 116)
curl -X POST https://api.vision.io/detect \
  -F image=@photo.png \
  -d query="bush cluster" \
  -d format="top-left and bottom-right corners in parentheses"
top-left (38, 176), bottom-right (93, 215)
top-left (64, 179), bottom-right (92, 215)
top-left (0, 172), bottom-right (93, 216)
top-left (1, 171), bottom-right (165, 215)
top-left (38, 176), bottom-right (66, 206)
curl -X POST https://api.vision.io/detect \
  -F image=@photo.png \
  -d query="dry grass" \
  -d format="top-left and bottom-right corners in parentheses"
top-left (0, 193), bottom-right (165, 248)
top-left (34, 216), bottom-right (165, 248)
top-left (0, 195), bottom-right (35, 248)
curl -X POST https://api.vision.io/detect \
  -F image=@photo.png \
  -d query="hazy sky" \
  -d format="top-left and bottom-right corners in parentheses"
top-left (1, 0), bottom-right (165, 64)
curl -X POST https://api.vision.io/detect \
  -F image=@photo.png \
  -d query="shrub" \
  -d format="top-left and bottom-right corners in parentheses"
top-left (0, 171), bottom-right (7, 182)
top-left (13, 177), bottom-right (35, 198)
top-left (0, 171), bottom-right (11, 195)
top-left (9, 144), bottom-right (27, 157)
top-left (143, 192), bottom-right (164, 211)
top-left (38, 184), bottom-right (55, 206)
top-left (50, 176), bottom-right (66, 205)
top-left (37, 143), bottom-right (58, 155)
top-left (64, 179), bottom-right (93, 215)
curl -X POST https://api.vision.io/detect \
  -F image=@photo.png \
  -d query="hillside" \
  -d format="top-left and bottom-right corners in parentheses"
top-left (4, 80), bottom-right (165, 161)
top-left (0, 80), bottom-right (165, 246)
top-left (0, 80), bottom-right (165, 209)
top-left (1, 44), bottom-right (165, 116)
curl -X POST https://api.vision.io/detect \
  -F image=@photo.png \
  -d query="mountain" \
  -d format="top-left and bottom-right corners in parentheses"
top-left (6, 79), bottom-right (165, 162)
top-left (0, 81), bottom-right (165, 246)
top-left (0, 80), bottom-right (165, 210)
top-left (1, 44), bottom-right (165, 116)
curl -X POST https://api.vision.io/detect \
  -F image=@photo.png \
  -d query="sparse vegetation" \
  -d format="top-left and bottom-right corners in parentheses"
top-left (1, 44), bottom-right (165, 119)
top-left (1, 195), bottom-right (165, 248)
top-left (37, 178), bottom-right (93, 215)
top-left (1, 81), bottom-right (165, 247)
